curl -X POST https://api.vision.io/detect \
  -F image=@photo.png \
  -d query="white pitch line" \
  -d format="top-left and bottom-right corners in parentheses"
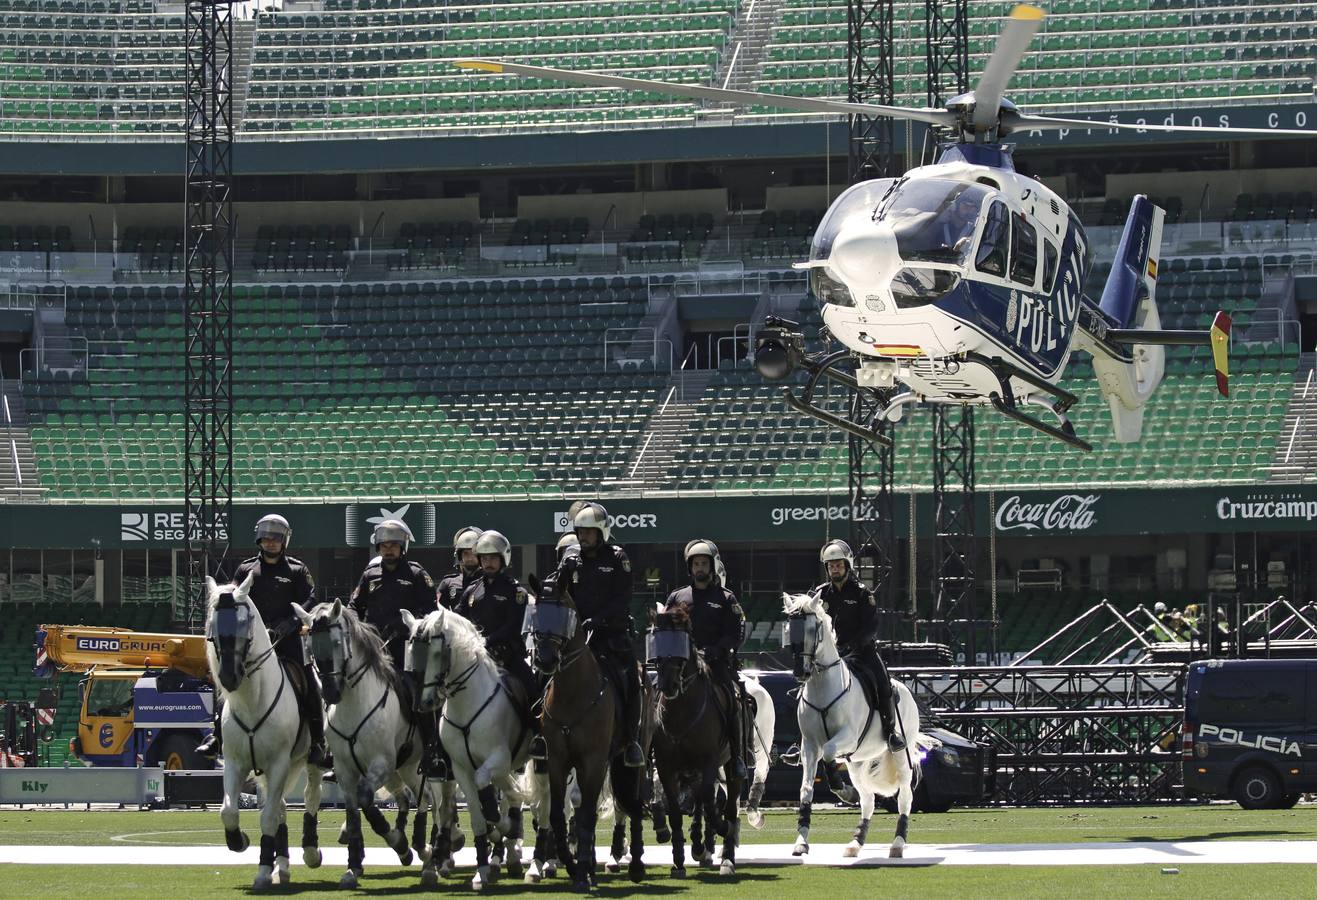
top-left (2, 841), bottom-right (1317, 867)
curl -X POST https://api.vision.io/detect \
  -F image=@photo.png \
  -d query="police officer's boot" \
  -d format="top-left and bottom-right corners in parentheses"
top-left (197, 700), bottom-right (224, 759)
top-left (303, 664), bottom-right (333, 770)
top-left (727, 679), bottom-right (749, 782)
top-left (876, 675), bottom-right (905, 754)
top-left (529, 676), bottom-right (548, 762)
top-left (419, 712), bottom-right (449, 780)
top-left (622, 671), bottom-right (645, 768)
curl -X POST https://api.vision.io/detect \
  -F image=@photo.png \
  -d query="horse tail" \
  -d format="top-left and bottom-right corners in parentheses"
top-left (607, 757), bottom-right (644, 822)
top-left (517, 762), bottom-right (549, 823)
top-left (595, 770), bottom-right (616, 822)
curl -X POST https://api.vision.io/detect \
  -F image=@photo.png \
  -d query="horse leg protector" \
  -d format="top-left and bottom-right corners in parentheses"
top-left (853, 818), bottom-right (871, 846)
top-left (276, 823), bottom-right (289, 858)
top-left (412, 808), bottom-right (428, 854)
top-left (611, 819), bottom-right (625, 861)
top-left (747, 782), bottom-right (765, 811)
top-left (302, 812), bottom-right (319, 850)
top-left (508, 806), bottom-right (524, 841)
top-left (474, 832), bottom-right (491, 869)
top-left (225, 828), bottom-right (249, 853)
top-left (362, 801), bottom-right (391, 837)
top-left (259, 834), bottom-right (277, 869)
top-left (895, 814), bottom-right (909, 842)
top-left (477, 785), bottom-right (500, 831)
top-left (796, 801), bottom-right (812, 831)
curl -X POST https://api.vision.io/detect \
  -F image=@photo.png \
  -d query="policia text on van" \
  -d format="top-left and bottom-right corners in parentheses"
top-left (1183, 659), bottom-right (1317, 809)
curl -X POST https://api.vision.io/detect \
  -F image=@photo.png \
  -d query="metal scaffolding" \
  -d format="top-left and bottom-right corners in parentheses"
top-left (846, 0), bottom-right (896, 182)
top-left (182, 0), bottom-right (235, 629)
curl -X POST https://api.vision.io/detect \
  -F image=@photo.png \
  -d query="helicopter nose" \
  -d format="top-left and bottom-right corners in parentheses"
top-left (826, 220), bottom-right (901, 287)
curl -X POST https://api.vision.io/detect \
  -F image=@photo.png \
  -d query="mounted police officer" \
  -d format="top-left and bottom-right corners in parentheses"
top-left (555, 502), bottom-right (645, 768)
top-left (813, 539), bottom-right (904, 753)
top-left (348, 518), bottom-right (444, 775)
top-left (197, 514), bottom-right (332, 768)
top-left (454, 530), bottom-right (538, 741)
top-left (664, 539), bottom-right (749, 780)
top-left (437, 525), bottom-right (483, 610)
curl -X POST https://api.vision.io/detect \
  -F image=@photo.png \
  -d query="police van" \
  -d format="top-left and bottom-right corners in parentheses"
top-left (1182, 659), bottom-right (1317, 809)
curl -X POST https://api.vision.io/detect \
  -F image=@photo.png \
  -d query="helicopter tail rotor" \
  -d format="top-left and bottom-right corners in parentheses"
top-left (1210, 311), bottom-right (1231, 398)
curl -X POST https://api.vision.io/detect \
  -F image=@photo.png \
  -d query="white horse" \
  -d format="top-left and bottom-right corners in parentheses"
top-left (204, 574), bottom-right (324, 891)
top-left (402, 606), bottom-right (533, 892)
top-left (740, 671), bottom-right (776, 829)
top-left (292, 600), bottom-right (425, 889)
top-left (782, 591), bottom-right (933, 859)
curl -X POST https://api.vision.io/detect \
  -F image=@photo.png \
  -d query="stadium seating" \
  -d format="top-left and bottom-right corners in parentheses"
top-left (244, 0), bottom-right (736, 133)
top-left (755, 0), bottom-right (1315, 115)
top-left (22, 277), bottom-right (663, 500)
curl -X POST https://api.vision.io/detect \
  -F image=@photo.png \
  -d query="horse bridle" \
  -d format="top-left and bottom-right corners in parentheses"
top-left (208, 590), bottom-right (287, 774)
top-left (790, 611), bottom-right (873, 759)
top-left (313, 615), bottom-right (405, 777)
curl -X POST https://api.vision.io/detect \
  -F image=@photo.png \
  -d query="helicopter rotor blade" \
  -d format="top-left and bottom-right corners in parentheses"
top-left (971, 4), bottom-right (1045, 132)
top-left (454, 59), bottom-right (957, 128)
top-left (1005, 111), bottom-right (1317, 138)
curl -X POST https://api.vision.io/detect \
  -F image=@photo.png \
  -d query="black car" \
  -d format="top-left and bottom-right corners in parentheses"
top-left (1183, 658), bottom-right (1317, 809)
top-left (753, 670), bottom-right (996, 812)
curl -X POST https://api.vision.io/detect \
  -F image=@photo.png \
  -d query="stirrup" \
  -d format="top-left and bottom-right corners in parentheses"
top-left (529, 734), bottom-right (547, 761)
top-left (780, 744), bottom-right (801, 767)
top-left (623, 741), bottom-right (645, 768)
top-left (422, 754), bottom-right (449, 780)
top-left (308, 743), bottom-right (332, 769)
top-left (321, 769), bottom-right (338, 784)
top-left (197, 734), bottom-right (220, 760)
top-left (731, 756), bottom-right (749, 781)
top-left (886, 731), bottom-right (906, 753)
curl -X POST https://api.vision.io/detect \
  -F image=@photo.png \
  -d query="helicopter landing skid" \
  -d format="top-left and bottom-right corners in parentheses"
top-left (966, 352), bottom-right (1094, 452)
top-left (781, 349), bottom-right (894, 448)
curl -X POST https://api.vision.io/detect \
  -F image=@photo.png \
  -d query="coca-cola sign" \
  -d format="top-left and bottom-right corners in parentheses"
top-left (995, 493), bottom-right (1100, 533)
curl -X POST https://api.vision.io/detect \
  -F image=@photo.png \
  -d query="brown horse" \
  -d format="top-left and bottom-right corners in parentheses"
top-left (648, 608), bottom-right (744, 878)
top-left (524, 571), bottom-right (645, 890)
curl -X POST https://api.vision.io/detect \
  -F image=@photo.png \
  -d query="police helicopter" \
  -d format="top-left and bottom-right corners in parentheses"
top-left (456, 5), bottom-right (1313, 450)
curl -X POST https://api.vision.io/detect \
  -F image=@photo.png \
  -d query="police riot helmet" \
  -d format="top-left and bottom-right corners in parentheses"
top-left (684, 539), bottom-right (726, 587)
top-left (556, 532), bottom-right (580, 560)
top-left (572, 502), bottom-right (611, 543)
top-left (1153, 601), bottom-right (1167, 615)
top-left (819, 539), bottom-right (854, 574)
top-left (474, 529), bottom-right (513, 569)
top-left (452, 525), bottom-right (482, 563)
top-left (372, 519), bottom-right (414, 554)
top-left (255, 514), bottom-right (292, 550)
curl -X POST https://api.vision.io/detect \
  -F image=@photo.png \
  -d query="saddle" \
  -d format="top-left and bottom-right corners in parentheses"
top-left (842, 655), bottom-right (881, 711)
top-left (281, 657), bottom-right (309, 701)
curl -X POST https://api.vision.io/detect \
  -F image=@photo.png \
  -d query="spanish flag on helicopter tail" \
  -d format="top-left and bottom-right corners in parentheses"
top-left (1211, 311), bottom-right (1231, 398)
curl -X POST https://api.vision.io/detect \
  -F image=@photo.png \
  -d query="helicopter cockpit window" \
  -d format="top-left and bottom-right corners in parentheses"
top-left (878, 179), bottom-right (993, 267)
top-left (890, 267), bottom-right (962, 309)
top-left (1010, 213), bottom-right (1039, 287)
top-left (975, 201), bottom-right (1009, 277)
top-left (1042, 239), bottom-right (1059, 294)
top-left (809, 178), bottom-right (897, 262)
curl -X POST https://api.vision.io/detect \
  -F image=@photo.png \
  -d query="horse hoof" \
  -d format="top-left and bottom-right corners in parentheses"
top-left (605, 860), bottom-right (620, 874)
top-left (303, 846), bottom-right (322, 869)
top-left (889, 840), bottom-right (905, 859)
top-left (572, 879), bottom-right (591, 893)
top-left (698, 853), bottom-right (715, 868)
top-left (670, 866), bottom-right (686, 879)
top-left (544, 862), bottom-right (558, 878)
top-left (525, 868), bottom-right (542, 885)
top-left (339, 870), bottom-right (358, 890)
top-left (438, 860), bottom-right (454, 878)
top-left (452, 832), bottom-right (466, 853)
top-left (747, 810), bottom-right (764, 829)
top-left (506, 856), bottom-right (523, 879)
top-left (252, 874), bottom-right (272, 892)
top-left (719, 860), bottom-right (735, 877)
top-left (421, 867), bottom-right (439, 889)
top-left (629, 861), bottom-right (646, 883)
top-left (398, 848), bottom-right (414, 866)
top-left (655, 826), bottom-right (671, 843)
top-left (792, 841), bottom-right (809, 857)
top-left (488, 863), bottom-right (501, 883)
top-left (272, 865), bottom-right (290, 886)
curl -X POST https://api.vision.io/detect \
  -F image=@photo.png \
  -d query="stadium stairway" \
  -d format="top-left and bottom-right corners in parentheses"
top-left (1269, 352), bottom-right (1317, 484)
top-left (0, 379), bottom-right (41, 499)
top-left (720, 0), bottom-right (785, 93)
top-left (230, 17), bottom-right (259, 131)
top-left (624, 369), bottom-right (717, 489)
